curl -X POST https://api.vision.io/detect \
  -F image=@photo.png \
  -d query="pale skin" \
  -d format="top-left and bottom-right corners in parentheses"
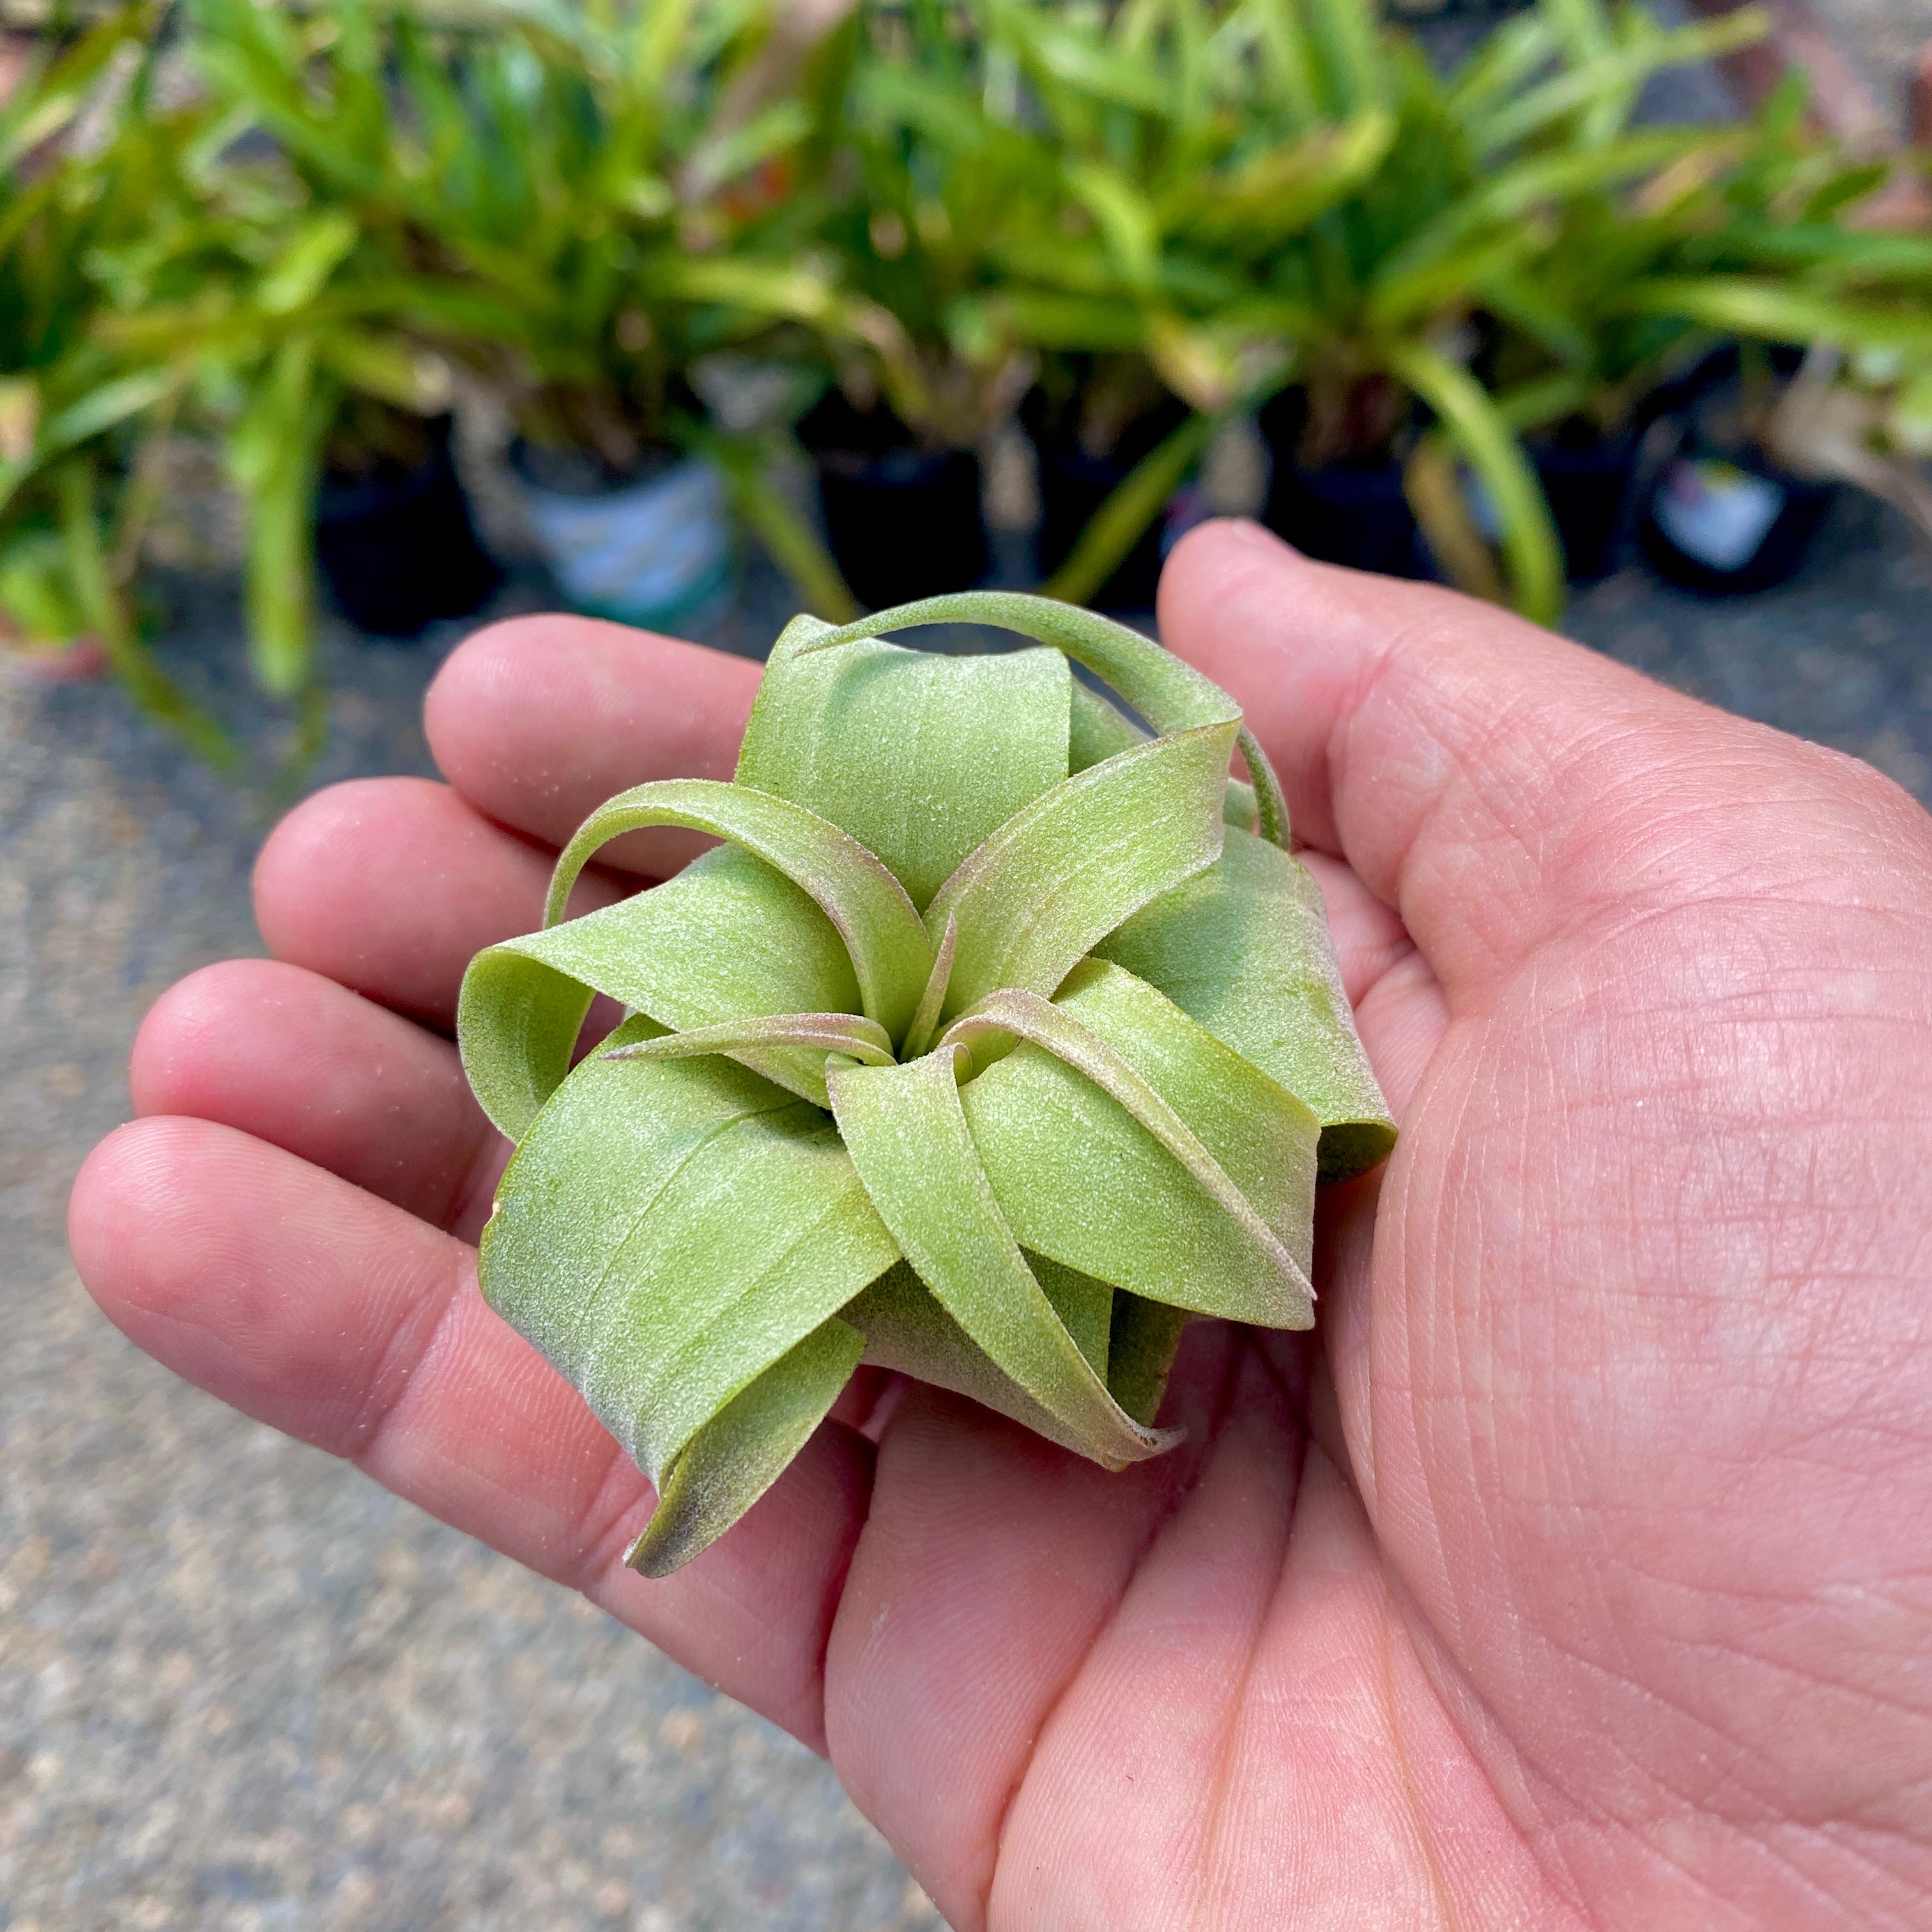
top-left (70, 520), bottom-right (1932, 1929)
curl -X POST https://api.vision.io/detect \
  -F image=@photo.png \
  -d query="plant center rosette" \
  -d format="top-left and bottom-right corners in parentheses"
top-left (457, 592), bottom-right (1394, 1575)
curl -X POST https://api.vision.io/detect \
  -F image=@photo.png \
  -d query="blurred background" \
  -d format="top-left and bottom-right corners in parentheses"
top-left (4, 0), bottom-right (1931, 1926)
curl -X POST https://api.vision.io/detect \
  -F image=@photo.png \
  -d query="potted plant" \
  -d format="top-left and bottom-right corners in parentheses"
top-left (1484, 45), bottom-right (1932, 587)
top-left (1631, 342), bottom-right (1839, 592)
top-left (312, 395), bottom-right (500, 641)
top-left (795, 0), bottom-right (1358, 612)
top-left (82, 99), bottom-right (502, 701)
top-left (1606, 101), bottom-right (1932, 589)
top-left (1021, 355), bottom-right (1190, 610)
top-left (784, 3), bottom-right (1062, 609)
top-left (0, 3), bottom-right (232, 760)
top-left (962, 0), bottom-right (1386, 606)
top-left (1632, 332), bottom-right (1932, 593)
top-left (433, 0), bottom-right (882, 627)
top-left (187, 0), bottom-right (874, 634)
top-left (164, 3), bottom-right (502, 642)
top-left (1222, 0), bottom-right (1771, 623)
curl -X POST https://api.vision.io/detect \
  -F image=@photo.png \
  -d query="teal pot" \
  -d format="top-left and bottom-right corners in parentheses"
top-left (511, 441), bottom-right (731, 629)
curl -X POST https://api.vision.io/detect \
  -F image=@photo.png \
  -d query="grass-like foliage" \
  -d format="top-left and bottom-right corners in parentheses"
top-left (456, 591), bottom-right (1393, 1574)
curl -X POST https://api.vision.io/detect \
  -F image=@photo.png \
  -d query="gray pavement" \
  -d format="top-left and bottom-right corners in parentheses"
top-left (0, 562), bottom-right (933, 1932)
top-left (4, 491), bottom-right (1931, 1932)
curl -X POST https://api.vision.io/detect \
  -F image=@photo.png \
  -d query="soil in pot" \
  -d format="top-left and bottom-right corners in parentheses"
top-left (510, 438), bottom-right (730, 631)
top-left (797, 390), bottom-right (988, 611)
top-left (1257, 390), bottom-right (1432, 580)
top-left (316, 413), bottom-right (500, 638)
top-left (1023, 373), bottom-right (1190, 609)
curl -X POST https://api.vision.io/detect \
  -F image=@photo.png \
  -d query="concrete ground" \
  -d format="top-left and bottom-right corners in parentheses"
top-left (5, 489), bottom-right (1930, 1931)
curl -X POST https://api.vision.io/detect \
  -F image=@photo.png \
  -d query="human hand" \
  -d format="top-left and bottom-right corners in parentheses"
top-left (71, 520), bottom-right (1932, 1929)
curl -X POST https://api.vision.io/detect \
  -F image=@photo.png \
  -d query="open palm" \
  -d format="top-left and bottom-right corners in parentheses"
top-left (72, 521), bottom-right (1932, 1929)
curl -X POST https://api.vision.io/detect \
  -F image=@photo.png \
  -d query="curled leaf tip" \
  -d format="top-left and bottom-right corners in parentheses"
top-left (459, 592), bottom-right (1390, 1571)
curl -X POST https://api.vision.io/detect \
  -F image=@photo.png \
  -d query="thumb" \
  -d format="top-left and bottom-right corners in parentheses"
top-left (1158, 519), bottom-right (1904, 998)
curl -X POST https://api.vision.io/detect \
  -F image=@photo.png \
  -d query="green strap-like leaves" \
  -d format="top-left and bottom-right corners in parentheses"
top-left (843, 1253), bottom-right (1182, 1446)
top-left (484, 1022), bottom-right (897, 1545)
top-left (797, 592), bottom-right (1291, 845)
top-left (460, 844), bottom-right (862, 1135)
top-left (459, 591), bottom-right (1393, 1574)
top-left (1097, 827), bottom-right (1397, 1181)
top-left (482, 1017), bottom-right (802, 1378)
top-left (804, 592), bottom-right (1232, 737)
top-left (829, 1048), bottom-right (1176, 1468)
top-left (628, 1315), bottom-right (866, 1578)
top-left (543, 776), bottom-right (932, 1042)
top-left (1070, 680), bottom-right (1263, 832)
top-left (942, 970), bottom-right (1313, 1319)
top-left (955, 960), bottom-right (1318, 1324)
top-left (923, 721), bottom-right (1235, 1023)
top-left (737, 614), bottom-right (1075, 909)
top-left (901, 914), bottom-right (958, 1061)
top-left (604, 1012), bottom-right (897, 1073)
top-left (578, 1098), bottom-right (895, 1484)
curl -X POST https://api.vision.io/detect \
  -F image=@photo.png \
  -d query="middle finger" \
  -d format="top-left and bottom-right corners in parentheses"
top-left (132, 954), bottom-right (506, 1240)
top-left (254, 774), bottom-right (625, 1030)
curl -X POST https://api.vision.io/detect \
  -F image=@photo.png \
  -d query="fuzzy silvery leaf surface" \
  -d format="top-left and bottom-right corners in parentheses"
top-left (457, 592), bottom-right (1393, 1575)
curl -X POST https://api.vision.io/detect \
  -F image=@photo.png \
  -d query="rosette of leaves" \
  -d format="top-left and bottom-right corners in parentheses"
top-left (457, 592), bottom-right (1393, 1575)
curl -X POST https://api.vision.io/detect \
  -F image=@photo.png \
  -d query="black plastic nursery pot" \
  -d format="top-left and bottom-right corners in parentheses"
top-left (1257, 392), bottom-right (1431, 580)
top-left (1034, 444), bottom-right (1167, 606)
top-left (1262, 457), bottom-right (1433, 578)
top-left (798, 392), bottom-right (989, 611)
top-left (315, 415), bottom-right (500, 638)
top-left (1639, 450), bottom-right (1834, 595)
top-left (1632, 343), bottom-right (1836, 597)
top-left (1025, 390), bottom-right (1190, 610)
top-left (1532, 429), bottom-right (1643, 582)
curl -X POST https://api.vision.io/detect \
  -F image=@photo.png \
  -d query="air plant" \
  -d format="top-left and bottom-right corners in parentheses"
top-left (457, 591), bottom-right (1393, 1575)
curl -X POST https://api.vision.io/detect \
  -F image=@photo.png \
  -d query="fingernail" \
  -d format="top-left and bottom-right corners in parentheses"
top-left (1227, 518), bottom-right (1297, 557)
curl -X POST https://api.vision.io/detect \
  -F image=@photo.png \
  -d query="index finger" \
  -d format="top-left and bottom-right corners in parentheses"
top-left (426, 613), bottom-right (763, 875)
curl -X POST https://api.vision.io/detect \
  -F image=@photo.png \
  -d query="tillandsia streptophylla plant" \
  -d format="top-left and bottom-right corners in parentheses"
top-left (456, 592), bottom-right (1393, 1575)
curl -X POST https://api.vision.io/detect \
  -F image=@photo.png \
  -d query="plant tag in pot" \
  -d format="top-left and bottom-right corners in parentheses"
top-left (457, 593), bottom-right (1395, 1575)
top-left (1652, 459), bottom-right (1786, 572)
